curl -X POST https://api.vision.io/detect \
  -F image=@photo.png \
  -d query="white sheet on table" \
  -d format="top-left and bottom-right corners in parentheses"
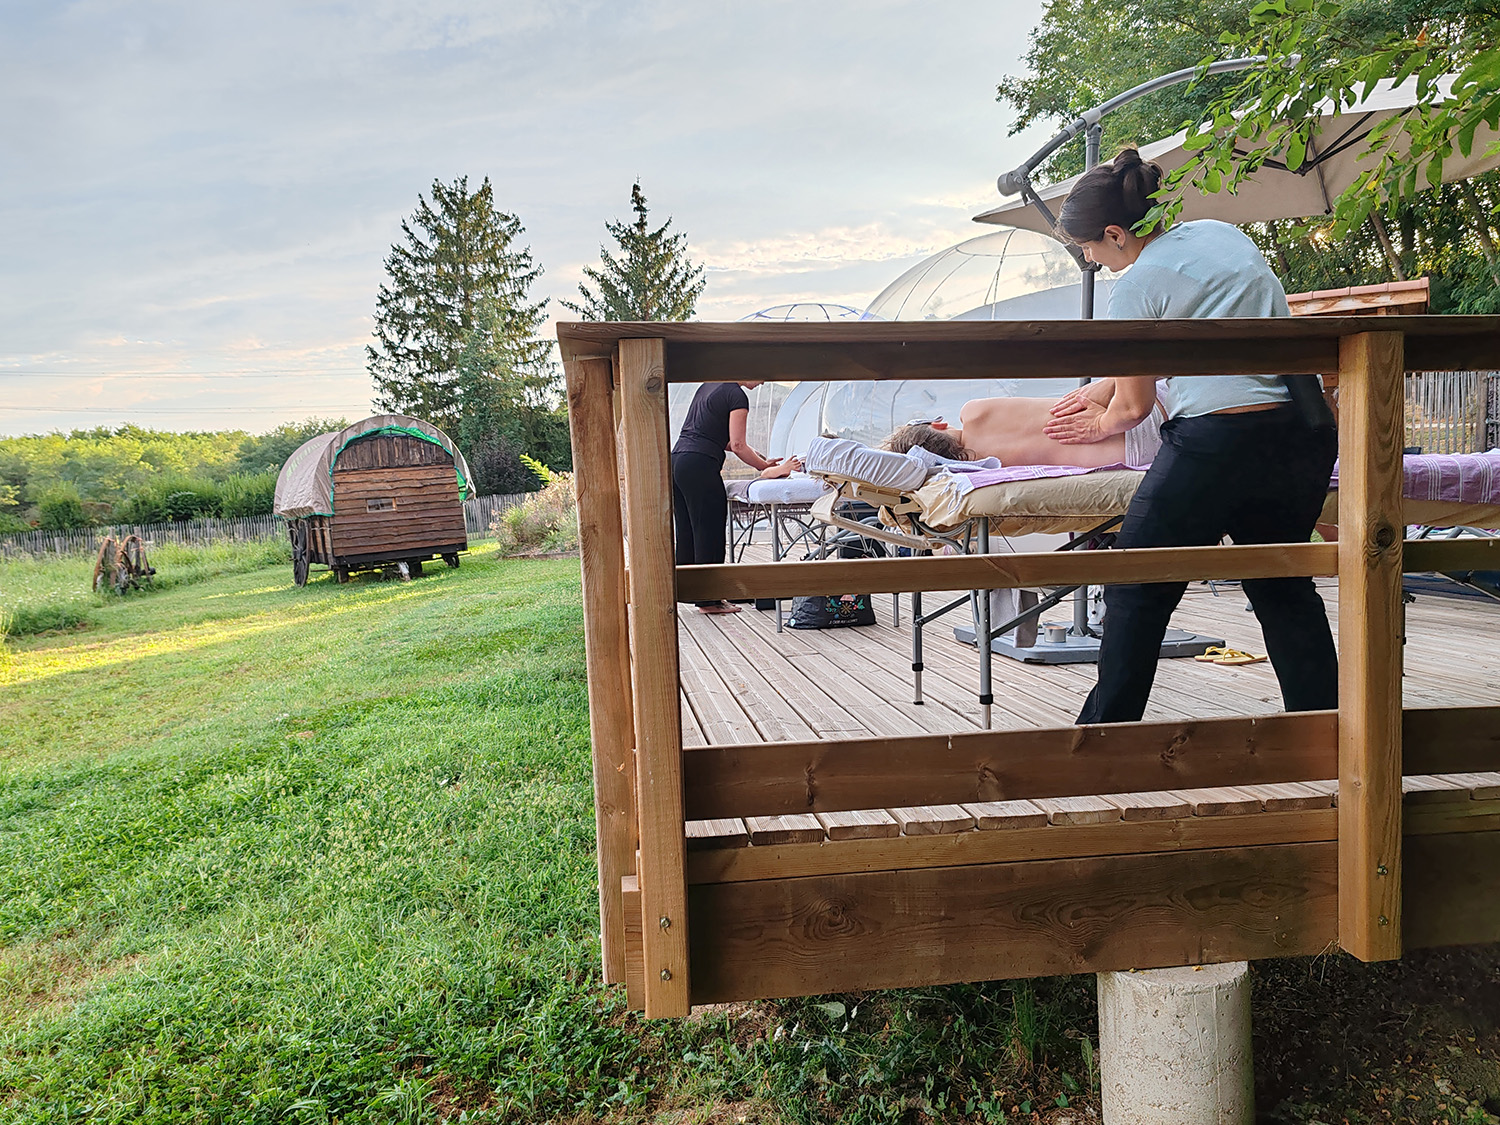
top-left (729, 476), bottom-right (829, 504)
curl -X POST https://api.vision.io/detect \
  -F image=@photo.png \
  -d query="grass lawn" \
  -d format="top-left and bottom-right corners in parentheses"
top-left (6, 546), bottom-right (1500, 1124)
top-left (0, 549), bottom-right (1097, 1124)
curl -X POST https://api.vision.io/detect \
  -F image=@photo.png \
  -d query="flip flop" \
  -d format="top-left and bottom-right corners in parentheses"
top-left (1193, 646), bottom-right (1235, 663)
top-left (1212, 650), bottom-right (1267, 665)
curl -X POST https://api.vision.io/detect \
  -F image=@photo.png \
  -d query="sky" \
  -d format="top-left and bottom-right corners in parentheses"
top-left (0, 0), bottom-right (1055, 436)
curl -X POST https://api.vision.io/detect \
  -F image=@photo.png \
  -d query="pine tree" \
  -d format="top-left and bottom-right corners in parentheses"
top-left (561, 183), bottom-right (707, 321)
top-left (367, 176), bottom-right (553, 433)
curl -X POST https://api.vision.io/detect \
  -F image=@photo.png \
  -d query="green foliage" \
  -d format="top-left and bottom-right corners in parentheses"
top-left (997, 0), bottom-right (1500, 307)
top-left (1138, 0), bottom-right (1500, 240)
top-left (114, 470), bottom-right (278, 524)
top-left (368, 176), bottom-right (555, 436)
top-left (519, 453), bottom-right (552, 485)
top-left (35, 486), bottom-right (89, 530)
top-left (491, 474), bottom-right (579, 556)
top-left (455, 300), bottom-right (572, 494)
top-left (233, 417), bottom-right (346, 475)
top-left (0, 422), bottom-right (334, 526)
top-left (561, 182), bottom-right (707, 321)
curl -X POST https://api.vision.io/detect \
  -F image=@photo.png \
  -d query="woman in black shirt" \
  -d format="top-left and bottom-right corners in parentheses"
top-left (672, 380), bottom-right (783, 614)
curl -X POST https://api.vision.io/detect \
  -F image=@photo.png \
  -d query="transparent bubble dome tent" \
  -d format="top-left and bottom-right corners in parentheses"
top-left (670, 232), bottom-right (1110, 464)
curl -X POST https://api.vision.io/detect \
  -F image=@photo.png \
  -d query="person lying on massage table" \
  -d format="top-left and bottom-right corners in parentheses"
top-left (881, 383), bottom-right (1165, 468)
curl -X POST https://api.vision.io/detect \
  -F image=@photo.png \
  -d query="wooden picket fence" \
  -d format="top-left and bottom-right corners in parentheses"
top-left (0, 493), bottom-right (531, 559)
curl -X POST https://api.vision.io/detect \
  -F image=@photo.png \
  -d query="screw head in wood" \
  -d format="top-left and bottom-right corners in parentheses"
top-left (660, 969), bottom-right (672, 981)
top-left (1377, 864), bottom-right (1388, 876)
top-left (1378, 915), bottom-right (1389, 926)
top-left (659, 916), bottom-right (671, 930)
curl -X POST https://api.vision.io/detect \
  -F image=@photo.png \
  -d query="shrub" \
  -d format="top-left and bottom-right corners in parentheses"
top-left (117, 476), bottom-right (223, 523)
top-left (490, 474), bottom-right (579, 557)
top-left (219, 470), bottom-right (278, 517)
top-left (0, 511), bottom-right (31, 534)
top-left (36, 486), bottom-right (90, 530)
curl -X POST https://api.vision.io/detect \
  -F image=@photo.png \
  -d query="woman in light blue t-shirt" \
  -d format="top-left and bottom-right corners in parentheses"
top-left (1041, 148), bottom-right (1337, 725)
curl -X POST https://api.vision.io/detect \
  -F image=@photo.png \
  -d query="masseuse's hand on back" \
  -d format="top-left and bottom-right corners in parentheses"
top-left (1044, 375), bottom-right (1156, 445)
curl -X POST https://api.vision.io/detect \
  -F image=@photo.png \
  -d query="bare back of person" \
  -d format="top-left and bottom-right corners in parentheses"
top-left (958, 397), bottom-right (1128, 467)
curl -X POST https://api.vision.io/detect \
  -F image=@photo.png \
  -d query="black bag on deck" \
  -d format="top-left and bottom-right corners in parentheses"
top-left (787, 593), bottom-right (877, 629)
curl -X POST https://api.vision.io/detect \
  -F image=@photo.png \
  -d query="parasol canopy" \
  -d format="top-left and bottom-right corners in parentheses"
top-left (975, 75), bottom-right (1500, 234)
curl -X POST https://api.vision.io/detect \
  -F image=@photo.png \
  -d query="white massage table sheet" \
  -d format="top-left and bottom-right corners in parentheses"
top-left (912, 468), bottom-right (1500, 536)
top-left (725, 477), bottom-right (829, 505)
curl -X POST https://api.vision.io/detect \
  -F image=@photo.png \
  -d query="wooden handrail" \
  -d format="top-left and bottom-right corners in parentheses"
top-left (562, 318), bottom-right (1500, 1012)
top-left (682, 712), bottom-right (1337, 821)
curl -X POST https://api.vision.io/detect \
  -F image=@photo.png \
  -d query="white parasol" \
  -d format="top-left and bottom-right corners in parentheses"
top-left (975, 75), bottom-right (1500, 234)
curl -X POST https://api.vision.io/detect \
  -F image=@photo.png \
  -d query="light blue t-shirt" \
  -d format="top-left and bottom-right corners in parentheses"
top-left (1107, 219), bottom-right (1292, 419)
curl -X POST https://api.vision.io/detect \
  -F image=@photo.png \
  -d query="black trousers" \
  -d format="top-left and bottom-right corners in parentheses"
top-left (671, 451), bottom-right (728, 606)
top-left (1077, 406), bottom-right (1338, 724)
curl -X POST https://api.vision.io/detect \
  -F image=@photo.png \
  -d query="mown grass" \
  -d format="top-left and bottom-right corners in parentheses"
top-left (0, 551), bottom-right (1096, 1124)
top-left (0, 538), bottom-right (292, 638)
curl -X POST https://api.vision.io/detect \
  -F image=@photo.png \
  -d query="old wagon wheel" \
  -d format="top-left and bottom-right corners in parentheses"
top-left (118, 535), bottom-right (153, 591)
top-left (442, 553), bottom-right (459, 569)
top-left (291, 521), bottom-right (310, 587)
top-left (93, 536), bottom-right (118, 593)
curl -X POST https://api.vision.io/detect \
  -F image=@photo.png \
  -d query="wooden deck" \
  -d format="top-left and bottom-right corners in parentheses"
top-left (677, 558), bottom-right (1500, 851)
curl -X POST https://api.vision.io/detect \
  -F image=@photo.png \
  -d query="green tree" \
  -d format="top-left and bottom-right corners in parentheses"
top-left (455, 301), bottom-right (572, 494)
top-left (561, 183), bottom-right (707, 321)
top-left (367, 176), bottom-right (553, 433)
top-left (1142, 0), bottom-right (1499, 240)
top-left (233, 418), bottom-right (348, 475)
top-left (997, 0), bottom-right (1500, 309)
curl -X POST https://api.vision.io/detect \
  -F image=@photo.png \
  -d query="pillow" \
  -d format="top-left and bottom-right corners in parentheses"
top-left (803, 436), bottom-right (929, 493)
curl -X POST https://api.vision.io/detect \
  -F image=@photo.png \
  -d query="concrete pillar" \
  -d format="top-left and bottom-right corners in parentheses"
top-left (1097, 962), bottom-right (1253, 1124)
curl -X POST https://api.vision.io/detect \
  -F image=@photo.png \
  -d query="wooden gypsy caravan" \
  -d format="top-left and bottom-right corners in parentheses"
top-left (273, 415), bottom-right (472, 585)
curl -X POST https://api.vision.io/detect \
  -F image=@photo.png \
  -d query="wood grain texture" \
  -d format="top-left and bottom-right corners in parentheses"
top-left (686, 819), bottom-right (750, 850)
top-left (618, 338), bottom-right (692, 1016)
top-left (746, 814), bottom-right (826, 846)
top-left (685, 843), bottom-right (1338, 1003)
top-left (890, 805), bottom-right (976, 835)
top-left (552, 316), bottom-right (1500, 381)
top-left (1102, 791), bottom-right (1195, 821)
top-left (565, 357), bottom-right (638, 985)
top-left (681, 712), bottom-right (1337, 820)
top-left (965, 800), bottom-right (1050, 830)
top-left (685, 809), bottom-right (1337, 885)
top-left (1337, 330), bottom-right (1406, 961)
top-left (1035, 795), bottom-right (1121, 826)
top-left (1404, 706), bottom-right (1500, 774)
top-left (817, 809), bottom-right (900, 840)
top-left (1405, 831), bottom-right (1500, 949)
top-left (676, 542), bottom-right (1337, 603)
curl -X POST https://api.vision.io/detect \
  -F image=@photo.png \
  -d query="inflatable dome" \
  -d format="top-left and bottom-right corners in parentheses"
top-left (865, 227), bottom-right (1107, 322)
top-left (738, 302), bottom-right (873, 322)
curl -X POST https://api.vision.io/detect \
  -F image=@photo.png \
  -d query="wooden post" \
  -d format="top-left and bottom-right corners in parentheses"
top-left (617, 337), bottom-right (692, 1016)
top-left (564, 355), bottom-right (636, 986)
top-left (1337, 330), bottom-right (1405, 961)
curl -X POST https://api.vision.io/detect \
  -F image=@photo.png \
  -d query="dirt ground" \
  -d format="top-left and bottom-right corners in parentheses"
top-left (1029, 945), bottom-right (1500, 1125)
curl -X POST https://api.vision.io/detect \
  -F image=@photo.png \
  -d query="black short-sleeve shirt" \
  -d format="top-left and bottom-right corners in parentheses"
top-left (672, 382), bottom-right (749, 466)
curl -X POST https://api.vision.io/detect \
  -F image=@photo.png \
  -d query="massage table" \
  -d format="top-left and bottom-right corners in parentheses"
top-left (804, 438), bottom-right (1500, 727)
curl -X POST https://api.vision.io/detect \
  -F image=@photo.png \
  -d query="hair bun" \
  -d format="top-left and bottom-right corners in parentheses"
top-left (1113, 148), bottom-right (1143, 169)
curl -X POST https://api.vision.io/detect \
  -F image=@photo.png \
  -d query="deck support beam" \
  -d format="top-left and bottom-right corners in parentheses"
top-left (1337, 330), bottom-right (1406, 961)
top-left (618, 337), bottom-right (692, 1016)
top-left (565, 356), bottom-right (637, 985)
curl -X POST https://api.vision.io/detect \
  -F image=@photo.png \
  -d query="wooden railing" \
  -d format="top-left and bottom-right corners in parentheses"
top-left (559, 317), bottom-right (1500, 1018)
